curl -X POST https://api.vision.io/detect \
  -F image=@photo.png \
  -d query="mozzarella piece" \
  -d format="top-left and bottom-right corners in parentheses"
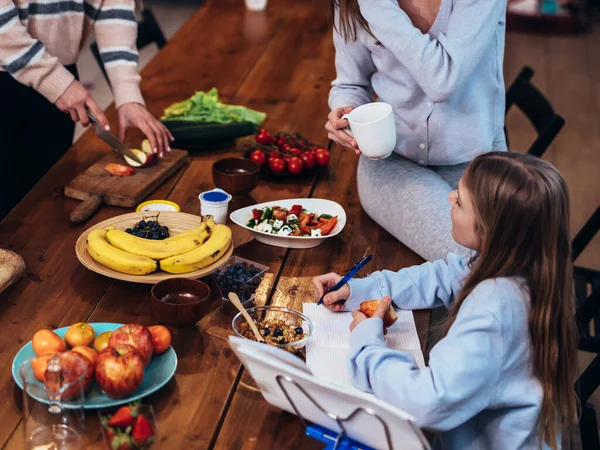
top-left (311, 229), bottom-right (322, 237)
top-left (278, 226), bottom-right (292, 236)
top-left (273, 219), bottom-right (284, 231)
top-left (286, 214), bottom-right (298, 223)
top-left (262, 223), bottom-right (273, 234)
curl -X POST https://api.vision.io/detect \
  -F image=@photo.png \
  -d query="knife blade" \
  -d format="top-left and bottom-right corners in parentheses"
top-left (87, 111), bottom-right (143, 164)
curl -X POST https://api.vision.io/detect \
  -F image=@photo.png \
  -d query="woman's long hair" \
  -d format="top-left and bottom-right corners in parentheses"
top-left (440, 152), bottom-right (578, 449)
top-left (331, 0), bottom-right (375, 41)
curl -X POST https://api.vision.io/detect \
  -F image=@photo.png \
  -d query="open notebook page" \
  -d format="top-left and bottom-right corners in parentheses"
top-left (303, 303), bottom-right (425, 387)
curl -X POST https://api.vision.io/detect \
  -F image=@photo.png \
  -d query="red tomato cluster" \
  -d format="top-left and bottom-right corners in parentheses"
top-left (249, 129), bottom-right (331, 175)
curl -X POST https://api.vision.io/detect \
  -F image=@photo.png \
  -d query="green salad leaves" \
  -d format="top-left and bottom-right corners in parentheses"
top-left (161, 88), bottom-right (266, 125)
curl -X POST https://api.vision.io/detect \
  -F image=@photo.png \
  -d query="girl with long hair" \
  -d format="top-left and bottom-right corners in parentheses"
top-left (326, 0), bottom-right (507, 262)
top-left (313, 152), bottom-right (578, 449)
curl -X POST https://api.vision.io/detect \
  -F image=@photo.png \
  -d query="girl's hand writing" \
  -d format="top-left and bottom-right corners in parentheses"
top-left (349, 296), bottom-right (392, 332)
top-left (325, 106), bottom-right (359, 154)
top-left (312, 272), bottom-right (350, 311)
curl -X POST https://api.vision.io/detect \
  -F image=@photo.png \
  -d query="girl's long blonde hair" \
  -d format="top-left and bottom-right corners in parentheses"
top-left (440, 152), bottom-right (578, 449)
top-left (331, 0), bottom-right (375, 41)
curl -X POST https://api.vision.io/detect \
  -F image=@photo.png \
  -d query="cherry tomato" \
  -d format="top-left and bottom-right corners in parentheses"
top-left (276, 135), bottom-right (287, 148)
top-left (300, 152), bottom-right (316, 170)
top-left (268, 158), bottom-right (286, 173)
top-left (289, 147), bottom-right (301, 157)
top-left (315, 148), bottom-right (331, 166)
top-left (250, 149), bottom-right (267, 167)
top-left (288, 157), bottom-right (304, 174)
top-left (279, 143), bottom-right (291, 153)
top-left (269, 151), bottom-right (281, 160)
top-left (255, 129), bottom-right (273, 145)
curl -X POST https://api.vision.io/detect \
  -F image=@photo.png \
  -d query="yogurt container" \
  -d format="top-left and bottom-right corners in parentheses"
top-left (199, 189), bottom-right (232, 224)
top-left (136, 200), bottom-right (181, 213)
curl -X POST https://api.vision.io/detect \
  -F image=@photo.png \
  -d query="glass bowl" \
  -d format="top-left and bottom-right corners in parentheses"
top-left (212, 256), bottom-right (269, 304)
top-left (232, 306), bottom-right (313, 352)
top-left (98, 404), bottom-right (158, 449)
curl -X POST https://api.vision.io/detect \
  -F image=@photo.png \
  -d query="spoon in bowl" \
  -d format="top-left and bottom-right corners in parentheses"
top-left (228, 292), bottom-right (265, 343)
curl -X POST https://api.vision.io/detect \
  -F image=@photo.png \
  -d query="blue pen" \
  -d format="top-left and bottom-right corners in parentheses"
top-left (317, 254), bottom-right (373, 306)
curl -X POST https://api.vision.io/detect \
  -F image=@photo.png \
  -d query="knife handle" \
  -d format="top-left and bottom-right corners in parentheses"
top-left (70, 194), bottom-right (103, 223)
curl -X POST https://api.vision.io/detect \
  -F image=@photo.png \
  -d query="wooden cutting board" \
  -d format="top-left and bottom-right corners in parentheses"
top-left (65, 149), bottom-right (190, 223)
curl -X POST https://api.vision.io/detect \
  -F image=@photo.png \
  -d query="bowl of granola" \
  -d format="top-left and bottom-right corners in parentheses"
top-left (231, 306), bottom-right (312, 351)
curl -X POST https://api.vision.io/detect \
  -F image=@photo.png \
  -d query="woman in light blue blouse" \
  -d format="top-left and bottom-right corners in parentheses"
top-left (325, 0), bottom-right (508, 261)
top-left (313, 153), bottom-right (577, 450)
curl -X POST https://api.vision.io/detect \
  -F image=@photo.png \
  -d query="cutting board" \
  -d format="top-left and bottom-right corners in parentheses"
top-left (65, 149), bottom-right (190, 223)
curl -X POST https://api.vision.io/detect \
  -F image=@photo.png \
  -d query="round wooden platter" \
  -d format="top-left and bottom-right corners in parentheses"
top-left (75, 211), bottom-right (234, 284)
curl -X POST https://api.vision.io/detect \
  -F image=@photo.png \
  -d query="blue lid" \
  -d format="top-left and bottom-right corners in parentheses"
top-left (200, 189), bottom-right (231, 203)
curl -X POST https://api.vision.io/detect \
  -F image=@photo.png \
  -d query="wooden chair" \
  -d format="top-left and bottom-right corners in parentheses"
top-left (504, 66), bottom-right (565, 157)
top-left (90, 8), bottom-right (167, 86)
top-left (572, 206), bottom-right (600, 448)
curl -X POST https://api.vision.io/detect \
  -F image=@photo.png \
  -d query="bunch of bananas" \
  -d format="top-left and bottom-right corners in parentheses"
top-left (86, 220), bottom-right (233, 275)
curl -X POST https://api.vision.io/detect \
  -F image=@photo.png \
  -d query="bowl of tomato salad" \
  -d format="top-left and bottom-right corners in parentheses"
top-left (229, 199), bottom-right (346, 249)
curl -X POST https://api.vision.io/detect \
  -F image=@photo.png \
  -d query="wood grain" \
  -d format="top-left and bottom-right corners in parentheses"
top-left (210, 4), bottom-right (429, 445)
top-left (64, 148), bottom-right (189, 208)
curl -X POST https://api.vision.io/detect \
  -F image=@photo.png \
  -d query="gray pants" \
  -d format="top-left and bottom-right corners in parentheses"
top-left (357, 154), bottom-right (471, 262)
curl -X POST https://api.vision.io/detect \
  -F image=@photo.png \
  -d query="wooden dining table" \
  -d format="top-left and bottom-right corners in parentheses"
top-left (0, 0), bottom-right (430, 448)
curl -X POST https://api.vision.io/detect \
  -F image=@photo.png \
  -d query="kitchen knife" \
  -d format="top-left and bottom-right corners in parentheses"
top-left (87, 111), bottom-right (143, 165)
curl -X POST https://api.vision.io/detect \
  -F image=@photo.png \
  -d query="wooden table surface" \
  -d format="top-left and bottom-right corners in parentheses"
top-left (0, 1), bottom-right (428, 448)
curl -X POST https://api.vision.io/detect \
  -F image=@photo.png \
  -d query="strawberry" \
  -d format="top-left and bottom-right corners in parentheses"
top-left (131, 414), bottom-right (155, 447)
top-left (108, 405), bottom-right (138, 429)
top-left (105, 163), bottom-right (135, 176)
top-left (110, 432), bottom-right (133, 450)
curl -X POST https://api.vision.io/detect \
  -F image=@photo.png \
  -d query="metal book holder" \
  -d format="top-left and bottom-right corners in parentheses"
top-left (275, 375), bottom-right (392, 450)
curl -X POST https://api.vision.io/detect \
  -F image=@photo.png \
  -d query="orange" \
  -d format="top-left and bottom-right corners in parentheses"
top-left (93, 331), bottom-right (113, 353)
top-left (64, 323), bottom-right (95, 348)
top-left (32, 329), bottom-right (67, 356)
top-left (71, 346), bottom-right (98, 365)
top-left (31, 353), bottom-right (57, 382)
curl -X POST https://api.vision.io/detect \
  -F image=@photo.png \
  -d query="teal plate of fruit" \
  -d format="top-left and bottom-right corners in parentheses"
top-left (12, 323), bottom-right (177, 409)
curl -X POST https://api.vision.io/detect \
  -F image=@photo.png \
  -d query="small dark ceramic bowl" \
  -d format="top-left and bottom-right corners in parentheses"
top-left (151, 278), bottom-right (213, 327)
top-left (212, 158), bottom-right (260, 195)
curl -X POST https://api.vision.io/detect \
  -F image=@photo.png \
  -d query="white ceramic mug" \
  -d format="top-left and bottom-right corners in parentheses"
top-left (342, 102), bottom-right (396, 160)
top-left (245, 0), bottom-right (267, 10)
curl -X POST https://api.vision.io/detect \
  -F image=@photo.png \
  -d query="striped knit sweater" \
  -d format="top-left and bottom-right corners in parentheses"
top-left (0, 0), bottom-right (144, 107)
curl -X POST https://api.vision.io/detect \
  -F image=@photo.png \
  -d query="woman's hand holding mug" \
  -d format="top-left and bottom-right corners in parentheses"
top-left (326, 103), bottom-right (397, 160)
top-left (325, 106), bottom-right (359, 154)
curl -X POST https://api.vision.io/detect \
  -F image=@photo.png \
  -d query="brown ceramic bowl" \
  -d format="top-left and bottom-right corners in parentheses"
top-left (151, 278), bottom-right (216, 327)
top-left (212, 158), bottom-right (260, 195)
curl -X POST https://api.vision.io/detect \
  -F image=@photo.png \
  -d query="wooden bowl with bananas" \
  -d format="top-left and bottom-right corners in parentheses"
top-left (75, 212), bottom-right (234, 284)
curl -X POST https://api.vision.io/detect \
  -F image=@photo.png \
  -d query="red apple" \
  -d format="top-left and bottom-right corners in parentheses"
top-left (109, 324), bottom-right (153, 367)
top-left (44, 351), bottom-right (94, 401)
top-left (124, 149), bottom-right (155, 168)
top-left (95, 344), bottom-right (144, 399)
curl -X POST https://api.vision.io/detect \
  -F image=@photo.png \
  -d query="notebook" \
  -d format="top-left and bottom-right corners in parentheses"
top-left (302, 303), bottom-right (425, 387)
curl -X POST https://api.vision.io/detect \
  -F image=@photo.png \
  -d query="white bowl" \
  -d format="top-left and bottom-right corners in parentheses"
top-left (230, 198), bottom-right (346, 249)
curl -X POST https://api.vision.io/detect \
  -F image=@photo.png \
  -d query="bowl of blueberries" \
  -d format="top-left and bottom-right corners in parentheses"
top-left (211, 256), bottom-right (269, 304)
top-left (124, 214), bottom-right (170, 240)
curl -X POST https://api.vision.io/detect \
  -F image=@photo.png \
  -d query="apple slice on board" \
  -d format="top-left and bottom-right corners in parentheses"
top-left (124, 149), bottom-right (155, 168)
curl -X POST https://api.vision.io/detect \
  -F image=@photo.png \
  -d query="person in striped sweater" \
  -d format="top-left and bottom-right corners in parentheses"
top-left (0, 0), bottom-right (172, 218)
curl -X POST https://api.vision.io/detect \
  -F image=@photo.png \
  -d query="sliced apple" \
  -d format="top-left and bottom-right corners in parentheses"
top-left (105, 163), bottom-right (135, 176)
top-left (124, 149), bottom-right (155, 168)
top-left (141, 139), bottom-right (153, 155)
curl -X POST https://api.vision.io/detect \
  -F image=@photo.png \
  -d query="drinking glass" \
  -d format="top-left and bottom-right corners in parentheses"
top-left (20, 355), bottom-right (86, 450)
